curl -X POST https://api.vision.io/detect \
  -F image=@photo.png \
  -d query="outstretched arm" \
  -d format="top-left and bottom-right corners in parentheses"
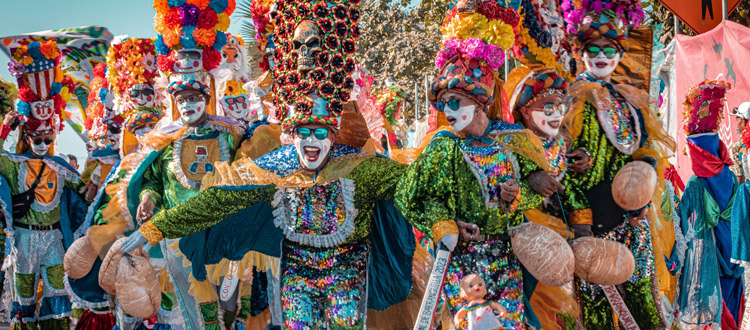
top-left (126, 185), bottom-right (275, 251)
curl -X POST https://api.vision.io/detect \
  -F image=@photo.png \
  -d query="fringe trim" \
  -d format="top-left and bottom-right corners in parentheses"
top-left (271, 178), bottom-right (357, 248)
top-left (171, 128), bottom-right (230, 190)
top-left (63, 275), bottom-right (111, 309)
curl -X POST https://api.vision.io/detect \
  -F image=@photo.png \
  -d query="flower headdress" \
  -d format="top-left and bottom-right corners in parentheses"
top-left (682, 79), bottom-right (731, 136)
top-left (9, 40), bottom-right (73, 138)
top-left (375, 85), bottom-right (407, 126)
top-left (271, 0), bottom-right (361, 131)
top-left (504, 66), bottom-right (568, 122)
top-left (153, 0), bottom-right (236, 73)
top-left (250, 0), bottom-right (276, 72)
top-left (561, 0), bottom-right (644, 51)
top-left (430, 0), bottom-right (519, 108)
top-left (85, 63), bottom-right (124, 148)
top-left (106, 37), bottom-right (160, 108)
top-left (0, 78), bottom-right (18, 117)
top-left (512, 0), bottom-right (575, 80)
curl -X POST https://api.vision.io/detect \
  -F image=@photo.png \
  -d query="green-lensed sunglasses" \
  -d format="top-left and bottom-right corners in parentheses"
top-left (296, 127), bottom-right (329, 140)
top-left (436, 99), bottom-right (461, 112)
top-left (585, 46), bottom-right (619, 59)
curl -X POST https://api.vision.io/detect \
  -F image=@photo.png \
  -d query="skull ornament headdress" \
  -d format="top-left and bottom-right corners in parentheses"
top-left (9, 40), bottom-right (73, 140)
top-left (271, 0), bottom-right (361, 131)
top-left (152, 0), bottom-right (236, 74)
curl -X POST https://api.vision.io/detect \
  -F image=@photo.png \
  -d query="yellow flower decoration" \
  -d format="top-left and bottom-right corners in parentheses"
top-left (475, 19), bottom-right (514, 50)
top-left (441, 13), bottom-right (515, 50)
top-left (153, 0), bottom-right (169, 13)
top-left (217, 13), bottom-right (231, 32)
top-left (514, 15), bottom-right (573, 80)
top-left (442, 13), bottom-right (485, 41)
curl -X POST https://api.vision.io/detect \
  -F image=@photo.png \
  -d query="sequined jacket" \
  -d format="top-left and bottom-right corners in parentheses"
top-left (146, 145), bottom-right (407, 247)
top-left (394, 121), bottom-right (543, 244)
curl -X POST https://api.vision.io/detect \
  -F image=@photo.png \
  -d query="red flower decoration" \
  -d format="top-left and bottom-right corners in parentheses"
top-left (501, 7), bottom-right (520, 27)
top-left (318, 82), bottom-right (336, 97)
top-left (331, 54), bottom-right (345, 69)
top-left (165, 7), bottom-right (183, 29)
top-left (333, 4), bottom-right (348, 20)
top-left (309, 68), bottom-right (328, 82)
top-left (287, 72), bottom-right (301, 85)
top-left (318, 18), bottom-right (333, 34)
top-left (351, 24), bottom-right (360, 39)
top-left (157, 53), bottom-right (176, 72)
top-left (349, 8), bottom-right (360, 21)
top-left (202, 48), bottom-right (222, 71)
top-left (297, 80), bottom-right (314, 94)
top-left (325, 35), bottom-right (339, 50)
top-left (296, 99), bottom-right (313, 113)
top-left (344, 58), bottom-right (356, 73)
top-left (313, 3), bottom-right (329, 18)
top-left (295, 3), bottom-right (311, 18)
top-left (331, 71), bottom-right (345, 86)
top-left (328, 99), bottom-right (344, 114)
top-left (342, 40), bottom-right (356, 54)
top-left (316, 51), bottom-right (330, 66)
top-left (197, 9), bottom-right (218, 29)
top-left (338, 89), bottom-right (350, 101)
top-left (335, 21), bottom-right (348, 38)
top-left (478, 1), bottom-right (503, 20)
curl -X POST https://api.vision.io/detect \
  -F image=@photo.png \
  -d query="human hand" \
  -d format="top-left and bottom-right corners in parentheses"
top-left (527, 170), bottom-right (565, 198)
top-left (566, 149), bottom-right (590, 173)
top-left (3, 111), bottom-right (20, 129)
top-left (456, 220), bottom-right (480, 242)
top-left (499, 179), bottom-right (519, 203)
top-left (136, 195), bottom-right (156, 222)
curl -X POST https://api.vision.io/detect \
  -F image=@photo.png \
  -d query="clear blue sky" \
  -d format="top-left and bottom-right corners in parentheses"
top-left (0, 0), bottom-right (247, 163)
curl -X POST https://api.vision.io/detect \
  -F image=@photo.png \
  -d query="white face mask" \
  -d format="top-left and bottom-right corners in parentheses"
top-left (177, 100), bottom-right (207, 125)
top-left (529, 105), bottom-right (564, 138)
top-left (220, 95), bottom-right (250, 121)
top-left (293, 131), bottom-right (333, 171)
top-left (30, 100), bottom-right (54, 121)
top-left (29, 137), bottom-right (51, 156)
top-left (583, 50), bottom-right (621, 79)
top-left (444, 103), bottom-right (476, 132)
top-left (129, 87), bottom-right (156, 108)
top-left (174, 49), bottom-right (203, 73)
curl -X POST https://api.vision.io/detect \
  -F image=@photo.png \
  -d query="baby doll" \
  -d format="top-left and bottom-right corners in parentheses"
top-left (454, 273), bottom-right (508, 330)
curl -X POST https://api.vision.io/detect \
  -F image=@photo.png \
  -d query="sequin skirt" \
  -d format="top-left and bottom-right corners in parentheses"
top-left (280, 240), bottom-right (369, 330)
top-left (576, 218), bottom-right (664, 330)
top-left (443, 239), bottom-right (524, 330)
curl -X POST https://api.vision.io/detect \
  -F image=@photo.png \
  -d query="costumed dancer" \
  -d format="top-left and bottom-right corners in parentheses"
top-left (504, 67), bottom-right (579, 329)
top-left (121, 0), bottom-right (245, 328)
top-left (78, 64), bottom-right (123, 203)
top-left (121, 0), bottom-right (423, 328)
top-left (561, 0), bottom-right (678, 327)
top-left (2, 39), bottom-right (87, 330)
top-left (729, 102), bottom-right (750, 183)
top-left (65, 37), bottom-right (170, 330)
top-left (0, 77), bottom-right (18, 313)
top-left (395, 0), bottom-right (572, 328)
top-left (64, 62), bottom-right (120, 330)
top-left (373, 83), bottom-right (410, 153)
top-left (675, 80), bottom-right (745, 329)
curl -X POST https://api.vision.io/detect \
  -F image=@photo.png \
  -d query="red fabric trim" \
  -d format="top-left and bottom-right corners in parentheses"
top-left (74, 310), bottom-right (115, 330)
top-left (0, 124), bottom-right (12, 140)
top-left (688, 139), bottom-right (733, 178)
top-left (664, 164), bottom-right (686, 192)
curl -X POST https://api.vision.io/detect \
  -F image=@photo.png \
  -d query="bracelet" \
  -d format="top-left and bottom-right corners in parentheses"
top-left (581, 148), bottom-right (593, 170)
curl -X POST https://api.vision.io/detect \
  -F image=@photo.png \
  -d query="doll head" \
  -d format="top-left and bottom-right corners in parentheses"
top-left (459, 274), bottom-right (488, 303)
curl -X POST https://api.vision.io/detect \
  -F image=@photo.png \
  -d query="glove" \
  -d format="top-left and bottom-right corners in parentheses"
top-left (438, 233), bottom-right (458, 252)
top-left (121, 231), bottom-right (153, 255)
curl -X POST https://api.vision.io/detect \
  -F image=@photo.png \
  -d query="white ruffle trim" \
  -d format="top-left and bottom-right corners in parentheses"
top-left (63, 275), bottom-right (111, 309)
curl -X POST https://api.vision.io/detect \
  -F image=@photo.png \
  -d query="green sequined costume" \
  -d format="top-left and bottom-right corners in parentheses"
top-left (395, 121), bottom-right (544, 329)
top-left (137, 121), bottom-right (239, 330)
top-left (562, 78), bottom-right (664, 330)
top-left (143, 149), bottom-right (410, 329)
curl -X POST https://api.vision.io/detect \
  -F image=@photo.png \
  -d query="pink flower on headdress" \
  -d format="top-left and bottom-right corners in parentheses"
top-left (444, 38), bottom-right (463, 52)
top-left (590, 0), bottom-right (602, 13)
top-left (435, 48), bottom-right (457, 69)
top-left (460, 38), bottom-right (487, 60)
top-left (484, 44), bottom-right (505, 70)
top-left (8, 60), bottom-right (25, 78)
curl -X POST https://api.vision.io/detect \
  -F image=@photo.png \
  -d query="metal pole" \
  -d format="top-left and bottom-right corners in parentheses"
top-left (722, 0), bottom-right (728, 20)
top-left (674, 14), bottom-right (681, 35)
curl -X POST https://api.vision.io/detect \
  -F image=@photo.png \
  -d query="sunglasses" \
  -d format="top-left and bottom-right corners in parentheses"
top-left (32, 138), bottom-right (53, 145)
top-left (224, 96), bottom-right (247, 105)
top-left (175, 94), bottom-right (205, 105)
top-left (176, 51), bottom-right (202, 60)
top-left (436, 99), bottom-right (461, 112)
top-left (530, 103), bottom-right (568, 116)
top-left (129, 88), bottom-right (155, 98)
top-left (296, 127), bottom-right (329, 140)
top-left (585, 46), bottom-right (619, 59)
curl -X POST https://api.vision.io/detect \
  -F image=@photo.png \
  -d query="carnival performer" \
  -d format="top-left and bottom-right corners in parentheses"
top-left (729, 101), bottom-right (750, 183)
top-left (2, 39), bottom-right (88, 330)
top-left (78, 64), bottom-right (122, 203)
top-left (117, 1), bottom-right (245, 328)
top-left (394, 1), bottom-right (562, 329)
top-left (504, 66), bottom-right (579, 330)
top-left (561, 0), bottom-right (678, 327)
top-left (64, 37), bottom-right (171, 330)
top-left (121, 0), bottom-right (422, 328)
top-left (64, 62), bottom-right (121, 330)
top-left (675, 80), bottom-right (745, 329)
